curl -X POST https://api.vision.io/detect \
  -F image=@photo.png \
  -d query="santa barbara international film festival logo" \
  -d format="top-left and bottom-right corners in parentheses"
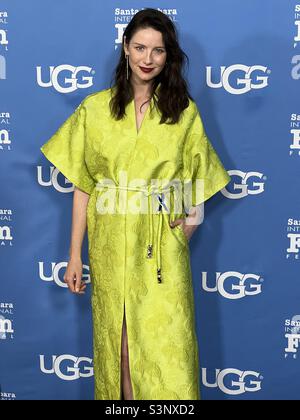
top-left (1, 391), bottom-right (17, 401)
top-left (292, 5), bottom-right (300, 79)
top-left (294, 5), bottom-right (300, 47)
top-left (289, 113), bottom-right (300, 156)
top-left (0, 53), bottom-right (5, 80)
top-left (0, 209), bottom-right (13, 246)
top-left (0, 10), bottom-right (9, 80)
top-left (284, 316), bottom-right (300, 359)
top-left (201, 271), bottom-right (264, 299)
top-left (206, 64), bottom-right (270, 95)
top-left (286, 218), bottom-right (300, 261)
top-left (0, 108), bottom-right (11, 151)
top-left (36, 65), bottom-right (95, 93)
top-left (40, 355), bottom-right (93, 381)
top-left (0, 303), bottom-right (14, 340)
top-left (39, 261), bottom-right (91, 288)
top-left (201, 368), bottom-right (262, 396)
top-left (0, 12), bottom-right (8, 46)
top-left (114, 7), bottom-right (178, 50)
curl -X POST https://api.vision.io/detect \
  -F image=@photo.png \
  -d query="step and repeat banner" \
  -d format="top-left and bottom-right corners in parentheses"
top-left (1, 0), bottom-right (300, 400)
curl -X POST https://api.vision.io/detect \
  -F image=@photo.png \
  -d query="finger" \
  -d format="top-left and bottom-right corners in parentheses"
top-left (64, 276), bottom-right (75, 293)
top-left (78, 283), bottom-right (86, 294)
top-left (70, 282), bottom-right (76, 293)
top-left (75, 274), bottom-right (82, 293)
top-left (170, 218), bottom-right (184, 228)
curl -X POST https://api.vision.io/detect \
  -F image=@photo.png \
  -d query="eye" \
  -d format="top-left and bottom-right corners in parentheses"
top-left (156, 49), bottom-right (165, 54)
top-left (135, 46), bottom-right (144, 51)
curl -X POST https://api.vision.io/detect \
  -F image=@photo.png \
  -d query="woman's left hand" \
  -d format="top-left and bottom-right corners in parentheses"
top-left (169, 218), bottom-right (197, 241)
top-left (170, 205), bottom-right (204, 241)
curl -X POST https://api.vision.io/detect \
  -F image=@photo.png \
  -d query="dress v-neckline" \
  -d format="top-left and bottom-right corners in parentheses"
top-left (131, 97), bottom-right (151, 137)
top-left (127, 83), bottom-right (161, 137)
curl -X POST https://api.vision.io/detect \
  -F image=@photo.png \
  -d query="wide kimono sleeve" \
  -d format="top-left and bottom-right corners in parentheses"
top-left (40, 100), bottom-right (95, 195)
top-left (183, 102), bottom-right (231, 207)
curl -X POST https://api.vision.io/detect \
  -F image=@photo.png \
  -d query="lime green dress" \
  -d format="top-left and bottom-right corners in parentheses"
top-left (40, 85), bottom-right (231, 400)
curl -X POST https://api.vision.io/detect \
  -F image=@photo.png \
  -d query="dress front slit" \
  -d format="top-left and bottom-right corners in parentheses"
top-left (120, 300), bottom-right (134, 400)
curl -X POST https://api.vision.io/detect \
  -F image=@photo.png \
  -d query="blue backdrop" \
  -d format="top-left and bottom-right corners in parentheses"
top-left (1, 0), bottom-right (300, 400)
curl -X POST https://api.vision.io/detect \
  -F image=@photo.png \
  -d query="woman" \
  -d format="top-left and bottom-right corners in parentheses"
top-left (40, 8), bottom-right (231, 400)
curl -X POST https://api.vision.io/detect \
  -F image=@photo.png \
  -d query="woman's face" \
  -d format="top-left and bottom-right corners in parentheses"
top-left (124, 27), bottom-right (167, 87)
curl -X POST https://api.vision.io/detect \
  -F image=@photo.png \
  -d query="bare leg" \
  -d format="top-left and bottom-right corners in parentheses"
top-left (121, 307), bottom-right (134, 400)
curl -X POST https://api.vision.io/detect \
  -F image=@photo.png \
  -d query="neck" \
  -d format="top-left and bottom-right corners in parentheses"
top-left (130, 76), bottom-right (153, 99)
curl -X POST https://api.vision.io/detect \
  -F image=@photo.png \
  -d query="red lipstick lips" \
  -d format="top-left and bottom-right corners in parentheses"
top-left (139, 67), bottom-right (154, 73)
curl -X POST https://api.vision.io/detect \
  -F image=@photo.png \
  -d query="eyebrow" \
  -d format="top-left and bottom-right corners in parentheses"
top-left (132, 42), bottom-right (165, 49)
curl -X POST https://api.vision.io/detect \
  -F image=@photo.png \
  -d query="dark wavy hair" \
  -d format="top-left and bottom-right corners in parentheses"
top-left (109, 8), bottom-right (194, 125)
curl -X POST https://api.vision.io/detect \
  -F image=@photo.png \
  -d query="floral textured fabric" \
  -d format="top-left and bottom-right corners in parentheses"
top-left (40, 85), bottom-right (231, 400)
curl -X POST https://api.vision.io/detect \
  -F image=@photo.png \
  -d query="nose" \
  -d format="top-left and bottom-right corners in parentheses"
top-left (143, 50), bottom-right (153, 65)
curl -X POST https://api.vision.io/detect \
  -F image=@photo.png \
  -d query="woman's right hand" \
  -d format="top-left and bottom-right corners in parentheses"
top-left (63, 257), bottom-right (87, 295)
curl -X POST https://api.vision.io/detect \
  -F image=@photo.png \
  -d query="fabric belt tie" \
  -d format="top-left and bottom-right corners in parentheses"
top-left (95, 182), bottom-right (176, 284)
